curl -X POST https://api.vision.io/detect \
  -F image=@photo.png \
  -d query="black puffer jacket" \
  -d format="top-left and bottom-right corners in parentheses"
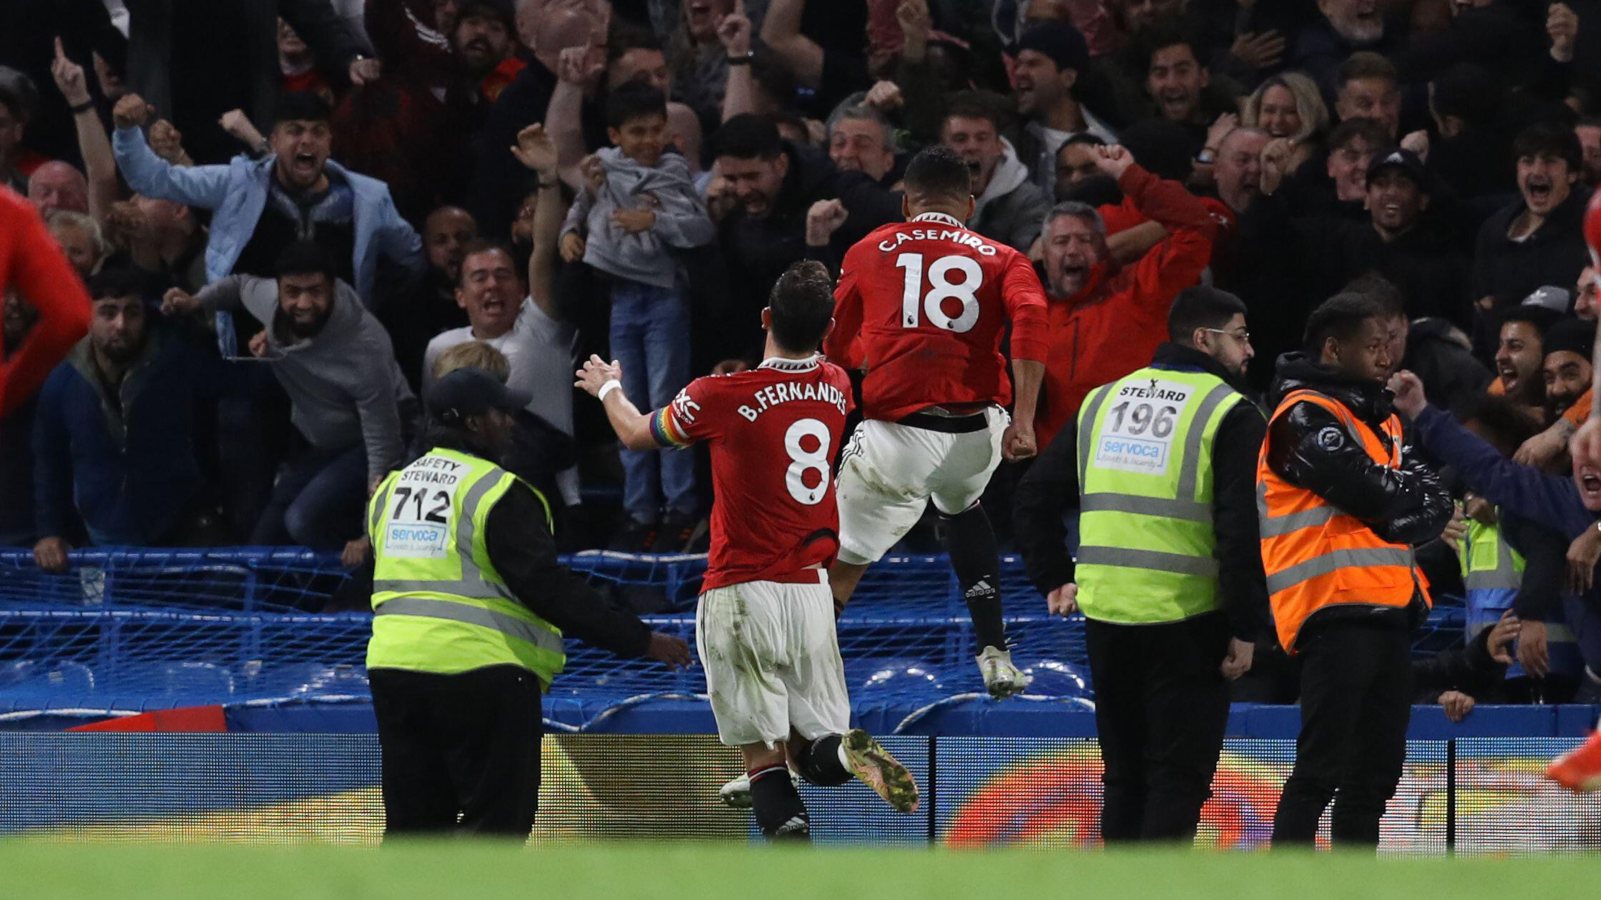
top-left (1266, 353), bottom-right (1454, 544)
top-left (1263, 353), bottom-right (1455, 632)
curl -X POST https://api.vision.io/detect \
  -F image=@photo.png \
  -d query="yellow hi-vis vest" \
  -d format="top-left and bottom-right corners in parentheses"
top-left (1073, 366), bottom-right (1250, 623)
top-left (365, 447), bottom-right (564, 686)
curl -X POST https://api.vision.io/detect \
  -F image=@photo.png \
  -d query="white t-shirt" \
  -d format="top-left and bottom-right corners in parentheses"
top-left (424, 297), bottom-right (581, 506)
top-left (423, 297), bottom-right (576, 437)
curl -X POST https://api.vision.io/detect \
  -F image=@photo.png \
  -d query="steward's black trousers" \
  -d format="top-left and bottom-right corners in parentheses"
top-left (370, 665), bottom-right (543, 839)
top-left (1085, 611), bottom-right (1233, 844)
top-left (1271, 618), bottom-right (1412, 849)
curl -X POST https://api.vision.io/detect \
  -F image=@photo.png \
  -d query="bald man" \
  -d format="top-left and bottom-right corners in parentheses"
top-left (666, 101), bottom-right (707, 182)
top-left (424, 205), bottom-right (478, 284)
top-left (27, 161), bottom-right (88, 219)
top-left (382, 204), bottom-right (478, 391)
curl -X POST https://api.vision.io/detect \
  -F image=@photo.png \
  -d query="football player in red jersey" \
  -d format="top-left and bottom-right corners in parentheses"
top-left (577, 261), bottom-right (919, 839)
top-left (0, 188), bottom-right (91, 416)
top-left (822, 146), bottom-right (1050, 698)
top-left (1549, 186), bottom-right (1601, 792)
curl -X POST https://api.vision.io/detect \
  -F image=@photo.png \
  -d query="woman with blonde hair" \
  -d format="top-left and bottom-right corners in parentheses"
top-left (1241, 72), bottom-right (1328, 177)
top-left (430, 340), bottom-right (511, 382)
top-left (421, 339), bottom-right (576, 537)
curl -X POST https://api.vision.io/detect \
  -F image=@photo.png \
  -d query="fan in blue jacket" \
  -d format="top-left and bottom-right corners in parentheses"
top-left (1390, 369), bottom-right (1599, 685)
top-left (31, 269), bottom-right (233, 572)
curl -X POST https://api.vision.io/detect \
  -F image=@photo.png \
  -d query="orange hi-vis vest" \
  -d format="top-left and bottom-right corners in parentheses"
top-left (1256, 389), bottom-right (1430, 654)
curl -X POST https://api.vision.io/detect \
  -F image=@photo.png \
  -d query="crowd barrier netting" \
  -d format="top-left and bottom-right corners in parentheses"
top-left (0, 548), bottom-right (1468, 721)
top-left (3, 732), bottom-right (1596, 853)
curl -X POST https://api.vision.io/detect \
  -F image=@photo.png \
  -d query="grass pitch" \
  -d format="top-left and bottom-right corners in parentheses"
top-left (1, 841), bottom-right (1590, 899)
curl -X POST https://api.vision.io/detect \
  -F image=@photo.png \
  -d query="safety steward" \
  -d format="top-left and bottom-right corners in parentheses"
top-left (366, 367), bottom-right (690, 839)
top-left (1015, 286), bottom-right (1269, 844)
top-left (1257, 292), bottom-right (1453, 850)
top-left (1461, 514), bottom-right (1582, 700)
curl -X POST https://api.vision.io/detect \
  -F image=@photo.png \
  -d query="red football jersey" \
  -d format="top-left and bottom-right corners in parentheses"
top-left (651, 356), bottom-right (854, 591)
top-left (825, 212), bottom-right (1050, 422)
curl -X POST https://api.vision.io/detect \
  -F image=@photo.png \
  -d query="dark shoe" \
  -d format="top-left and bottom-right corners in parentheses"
top-left (658, 510), bottom-right (707, 554)
top-left (609, 517), bottom-right (658, 552)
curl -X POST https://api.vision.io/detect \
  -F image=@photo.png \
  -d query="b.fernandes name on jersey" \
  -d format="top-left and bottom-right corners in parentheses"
top-left (738, 380), bottom-right (849, 422)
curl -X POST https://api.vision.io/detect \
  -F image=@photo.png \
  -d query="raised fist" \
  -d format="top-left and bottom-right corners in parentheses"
top-left (112, 93), bottom-right (150, 131)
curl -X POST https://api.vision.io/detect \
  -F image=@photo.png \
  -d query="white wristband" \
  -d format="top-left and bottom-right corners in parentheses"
top-left (597, 379), bottom-right (621, 402)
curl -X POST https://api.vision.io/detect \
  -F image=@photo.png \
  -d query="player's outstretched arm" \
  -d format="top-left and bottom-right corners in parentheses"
top-left (576, 354), bottom-right (659, 450)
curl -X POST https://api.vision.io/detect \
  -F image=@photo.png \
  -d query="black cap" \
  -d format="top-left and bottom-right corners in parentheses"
top-left (1544, 318), bottom-right (1597, 360)
top-left (1015, 22), bottom-right (1089, 75)
top-left (1365, 148), bottom-right (1429, 190)
top-left (425, 368), bottom-right (530, 424)
top-left (458, 0), bottom-right (516, 30)
top-left (272, 91), bottom-right (332, 127)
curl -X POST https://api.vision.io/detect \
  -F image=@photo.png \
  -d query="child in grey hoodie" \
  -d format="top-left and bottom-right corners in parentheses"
top-left (561, 83), bottom-right (714, 549)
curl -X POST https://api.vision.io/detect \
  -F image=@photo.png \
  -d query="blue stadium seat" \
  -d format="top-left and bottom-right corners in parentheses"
top-left (0, 659), bottom-right (37, 687)
top-left (1021, 659), bottom-right (1093, 698)
top-left (288, 664), bottom-right (369, 699)
top-left (109, 661), bottom-right (235, 702)
top-left (853, 658), bottom-right (945, 695)
top-left (41, 661), bottom-right (96, 693)
top-left (236, 662), bottom-right (368, 701)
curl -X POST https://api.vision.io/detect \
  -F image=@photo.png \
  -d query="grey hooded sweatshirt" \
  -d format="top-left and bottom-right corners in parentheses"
top-left (194, 274), bottom-right (411, 479)
top-left (970, 137), bottom-right (1051, 253)
top-left (561, 147), bottom-right (714, 289)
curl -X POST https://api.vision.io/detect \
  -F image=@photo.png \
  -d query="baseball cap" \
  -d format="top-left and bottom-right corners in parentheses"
top-left (272, 91), bottom-right (332, 126)
top-left (1365, 148), bottom-right (1428, 190)
top-left (1544, 318), bottom-right (1597, 360)
top-left (458, 0), bottom-right (516, 30)
top-left (1015, 22), bottom-right (1089, 75)
top-left (425, 367), bottom-right (531, 424)
top-left (1521, 285), bottom-right (1572, 315)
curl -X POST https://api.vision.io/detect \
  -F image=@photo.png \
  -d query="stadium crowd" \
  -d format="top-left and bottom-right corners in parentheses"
top-left (3, 0), bottom-right (1601, 717)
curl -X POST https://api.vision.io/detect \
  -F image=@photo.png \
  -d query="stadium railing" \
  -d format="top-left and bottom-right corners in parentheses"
top-left (0, 547), bottom-right (1472, 725)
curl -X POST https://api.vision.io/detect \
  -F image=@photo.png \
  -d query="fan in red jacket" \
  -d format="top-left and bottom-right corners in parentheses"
top-left (0, 187), bottom-right (91, 417)
top-left (1034, 147), bottom-right (1217, 451)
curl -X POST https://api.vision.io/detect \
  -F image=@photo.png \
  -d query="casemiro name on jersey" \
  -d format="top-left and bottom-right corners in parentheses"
top-left (876, 228), bottom-right (999, 256)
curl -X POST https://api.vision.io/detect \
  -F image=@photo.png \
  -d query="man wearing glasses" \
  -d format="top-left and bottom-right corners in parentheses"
top-left (1014, 285), bottom-right (1269, 844)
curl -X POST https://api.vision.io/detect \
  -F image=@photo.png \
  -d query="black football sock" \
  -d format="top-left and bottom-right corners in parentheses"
top-left (793, 735), bottom-right (852, 786)
top-left (941, 503), bottom-right (1006, 651)
top-left (749, 765), bottom-right (810, 841)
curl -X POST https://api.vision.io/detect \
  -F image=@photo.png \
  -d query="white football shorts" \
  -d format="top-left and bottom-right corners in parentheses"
top-left (695, 572), bottom-right (850, 748)
top-left (835, 406), bottom-right (1008, 565)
